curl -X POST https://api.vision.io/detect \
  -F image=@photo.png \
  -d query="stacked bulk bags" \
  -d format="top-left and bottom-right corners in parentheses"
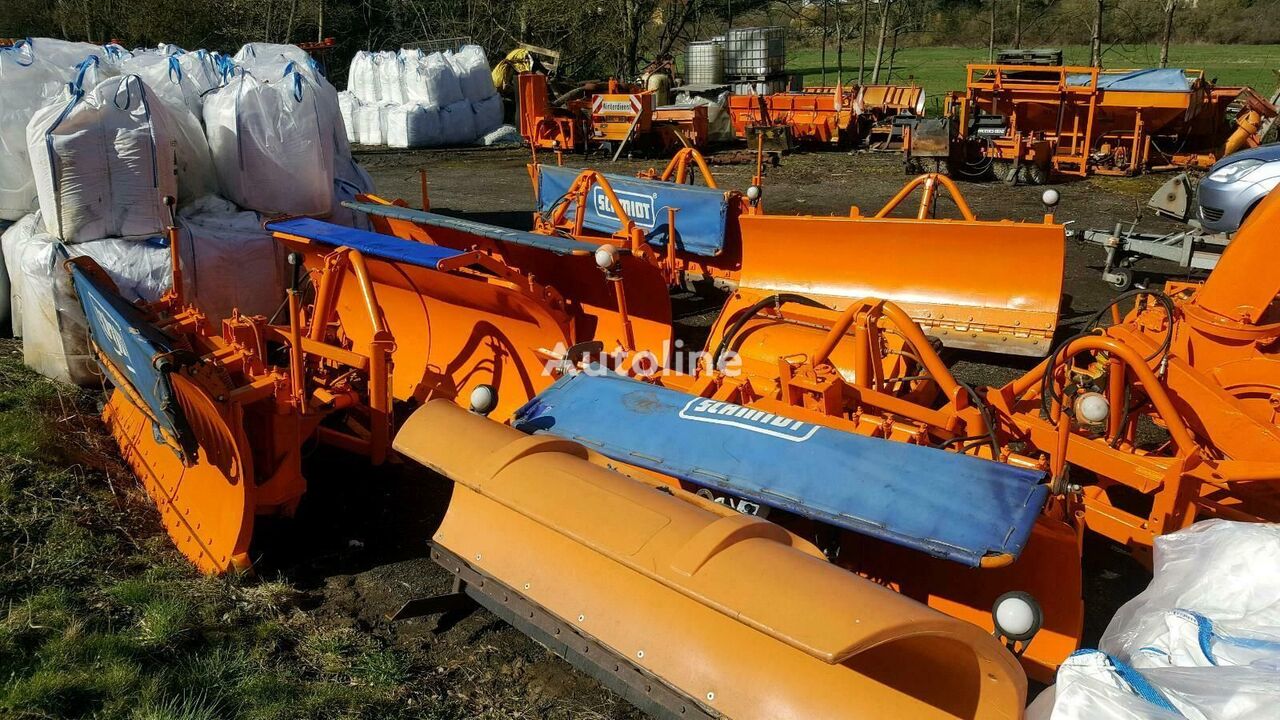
top-left (338, 91), bottom-right (359, 143)
top-left (421, 52), bottom-right (465, 107)
top-left (27, 74), bottom-right (179, 243)
top-left (204, 70), bottom-right (335, 216)
top-left (449, 45), bottom-right (496, 103)
top-left (451, 45), bottom-right (503, 136)
top-left (0, 43), bottom-right (61, 221)
top-left (355, 103), bottom-right (388, 145)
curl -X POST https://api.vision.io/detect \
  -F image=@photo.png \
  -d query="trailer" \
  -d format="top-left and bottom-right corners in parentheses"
top-left (908, 62), bottom-right (1277, 183)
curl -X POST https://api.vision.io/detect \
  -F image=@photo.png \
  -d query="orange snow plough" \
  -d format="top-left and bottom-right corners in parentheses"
top-left (526, 149), bottom-right (1065, 356)
top-left (72, 208), bottom-right (1030, 718)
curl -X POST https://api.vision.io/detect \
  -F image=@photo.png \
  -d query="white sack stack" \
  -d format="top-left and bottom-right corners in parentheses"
top-left (204, 70), bottom-right (336, 216)
top-left (385, 104), bottom-right (443, 148)
top-left (27, 74), bottom-right (180, 243)
top-left (348, 51), bottom-right (381, 103)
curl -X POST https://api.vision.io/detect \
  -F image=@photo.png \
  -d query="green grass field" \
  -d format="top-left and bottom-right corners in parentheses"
top-left (787, 44), bottom-right (1280, 96)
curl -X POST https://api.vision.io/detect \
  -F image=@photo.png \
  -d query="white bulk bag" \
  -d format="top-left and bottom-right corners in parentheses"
top-left (471, 94), bottom-right (503, 136)
top-left (204, 71), bottom-right (335, 215)
top-left (27, 74), bottom-right (179, 243)
top-left (15, 228), bottom-right (171, 384)
top-left (448, 45), bottom-right (496, 103)
top-left (348, 51), bottom-right (381, 103)
top-left (233, 43), bottom-right (319, 83)
top-left (439, 99), bottom-right (477, 145)
top-left (118, 55), bottom-right (219, 201)
top-left (69, 54), bottom-right (118, 90)
top-left (338, 91), bottom-right (360, 143)
top-left (386, 104), bottom-right (444, 148)
top-left (25, 37), bottom-right (103, 74)
top-left (376, 51), bottom-right (405, 105)
top-left (0, 45), bottom-right (61, 220)
top-left (354, 103), bottom-right (386, 145)
top-left (421, 52), bottom-right (464, 107)
top-left (178, 195), bottom-right (284, 322)
top-left (1, 212), bottom-right (52, 336)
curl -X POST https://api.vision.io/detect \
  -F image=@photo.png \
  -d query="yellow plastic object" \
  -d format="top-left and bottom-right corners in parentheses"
top-left (394, 400), bottom-right (1027, 719)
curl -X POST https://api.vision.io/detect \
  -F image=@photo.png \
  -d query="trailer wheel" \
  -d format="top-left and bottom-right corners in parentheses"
top-left (1023, 162), bottom-right (1050, 186)
top-left (992, 161), bottom-right (1019, 185)
top-left (1108, 267), bottom-right (1134, 292)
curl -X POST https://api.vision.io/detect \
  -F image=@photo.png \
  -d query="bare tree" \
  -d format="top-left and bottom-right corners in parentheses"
top-left (859, 0), bottom-right (869, 84)
top-left (1013, 0), bottom-right (1022, 49)
top-left (871, 0), bottom-right (892, 84)
top-left (988, 0), bottom-right (996, 62)
top-left (1159, 0), bottom-right (1176, 68)
top-left (1090, 0), bottom-right (1104, 67)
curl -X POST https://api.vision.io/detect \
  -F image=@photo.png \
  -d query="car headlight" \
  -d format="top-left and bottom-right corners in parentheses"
top-left (1207, 158), bottom-right (1265, 183)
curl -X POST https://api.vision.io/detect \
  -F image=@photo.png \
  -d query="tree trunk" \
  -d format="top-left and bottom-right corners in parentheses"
top-left (1014, 0), bottom-right (1022, 49)
top-left (317, 0), bottom-right (324, 42)
top-left (859, 0), bottom-right (869, 85)
top-left (988, 0), bottom-right (996, 62)
top-left (1159, 0), bottom-right (1176, 68)
top-left (1091, 0), bottom-right (1104, 67)
top-left (871, 0), bottom-right (891, 84)
top-left (821, 0), bottom-right (829, 85)
top-left (836, 3), bottom-right (845, 90)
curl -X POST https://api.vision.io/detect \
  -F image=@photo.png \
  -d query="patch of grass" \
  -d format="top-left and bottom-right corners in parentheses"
top-left (0, 343), bottom-right (423, 720)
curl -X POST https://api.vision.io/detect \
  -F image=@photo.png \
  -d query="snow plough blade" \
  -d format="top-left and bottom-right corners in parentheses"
top-left (70, 260), bottom-right (264, 573)
top-left (529, 162), bottom-right (1065, 356)
top-left (394, 399), bottom-right (1028, 720)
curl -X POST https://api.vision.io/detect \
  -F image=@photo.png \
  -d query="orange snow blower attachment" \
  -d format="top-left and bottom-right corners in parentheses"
top-left (533, 158), bottom-right (1065, 356)
top-left (396, 400), bottom-right (1027, 719)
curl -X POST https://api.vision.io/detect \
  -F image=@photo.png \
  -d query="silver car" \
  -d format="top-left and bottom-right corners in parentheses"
top-left (1198, 143), bottom-right (1280, 233)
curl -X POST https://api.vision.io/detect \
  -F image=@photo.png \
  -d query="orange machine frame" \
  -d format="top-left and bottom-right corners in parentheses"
top-left (934, 63), bottom-right (1277, 179)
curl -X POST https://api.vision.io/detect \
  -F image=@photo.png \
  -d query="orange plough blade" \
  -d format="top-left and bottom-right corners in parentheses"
top-left (395, 400), bottom-right (1028, 719)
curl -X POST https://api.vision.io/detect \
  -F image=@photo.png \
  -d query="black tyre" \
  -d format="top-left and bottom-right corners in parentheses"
top-left (1108, 267), bottom-right (1134, 292)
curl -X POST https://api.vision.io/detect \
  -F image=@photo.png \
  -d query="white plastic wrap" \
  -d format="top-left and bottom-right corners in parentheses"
top-left (385, 104), bottom-right (443, 148)
top-left (439, 99), bottom-right (477, 146)
top-left (177, 195), bottom-right (284, 322)
top-left (1, 213), bottom-right (49, 336)
top-left (1032, 521), bottom-right (1280, 720)
top-left (204, 71), bottom-right (335, 215)
top-left (348, 51), bottom-right (381, 103)
top-left (27, 75), bottom-right (179, 243)
top-left (13, 224), bottom-right (171, 384)
top-left (448, 45), bottom-right (495, 102)
top-left (471, 94), bottom-right (503, 136)
top-left (0, 44), bottom-right (62, 220)
top-left (376, 51), bottom-right (405, 105)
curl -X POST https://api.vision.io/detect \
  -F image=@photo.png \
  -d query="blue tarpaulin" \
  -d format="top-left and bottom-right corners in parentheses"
top-left (71, 264), bottom-right (192, 455)
top-left (1067, 68), bottom-right (1193, 93)
top-left (535, 165), bottom-right (730, 257)
top-left (341, 201), bottom-right (607, 257)
top-left (266, 217), bottom-right (464, 270)
top-left (513, 372), bottom-right (1049, 566)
